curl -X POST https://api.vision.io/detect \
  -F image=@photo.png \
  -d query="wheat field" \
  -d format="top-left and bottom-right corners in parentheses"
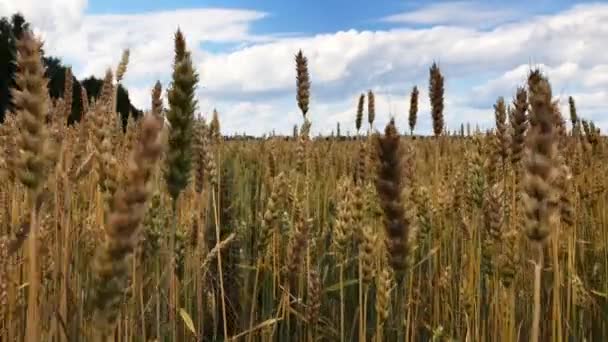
top-left (0, 27), bottom-right (607, 342)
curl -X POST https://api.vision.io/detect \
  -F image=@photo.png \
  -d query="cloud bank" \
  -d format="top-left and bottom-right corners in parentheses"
top-left (1, 0), bottom-right (607, 135)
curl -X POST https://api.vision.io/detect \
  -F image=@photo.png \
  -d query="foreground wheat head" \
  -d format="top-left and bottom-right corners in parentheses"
top-left (91, 114), bottom-right (163, 339)
top-left (375, 119), bottom-right (412, 276)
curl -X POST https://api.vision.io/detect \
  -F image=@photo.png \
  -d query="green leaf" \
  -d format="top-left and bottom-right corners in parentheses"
top-left (179, 308), bottom-right (197, 336)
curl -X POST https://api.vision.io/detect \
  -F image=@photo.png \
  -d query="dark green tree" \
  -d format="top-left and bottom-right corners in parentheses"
top-left (10, 13), bottom-right (29, 39)
top-left (0, 12), bottom-right (141, 125)
top-left (45, 57), bottom-right (84, 124)
top-left (81, 76), bottom-right (142, 130)
top-left (0, 13), bottom-right (29, 121)
top-left (0, 17), bottom-right (15, 121)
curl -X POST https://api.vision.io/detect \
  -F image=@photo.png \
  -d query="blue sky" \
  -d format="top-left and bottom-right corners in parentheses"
top-left (1, 0), bottom-right (607, 135)
top-left (86, 0), bottom-right (590, 34)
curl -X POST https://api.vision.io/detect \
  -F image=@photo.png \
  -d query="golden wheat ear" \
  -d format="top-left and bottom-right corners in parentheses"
top-left (91, 114), bottom-right (163, 339)
top-left (510, 87), bottom-right (528, 166)
top-left (522, 69), bottom-right (561, 342)
top-left (12, 31), bottom-right (50, 193)
top-left (493, 97), bottom-right (511, 165)
top-left (522, 69), bottom-right (560, 243)
top-left (115, 49), bottom-right (130, 83)
top-left (367, 90), bottom-right (375, 127)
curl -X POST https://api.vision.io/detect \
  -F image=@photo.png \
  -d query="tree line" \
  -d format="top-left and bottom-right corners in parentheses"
top-left (0, 13), bottom-right (142, 126)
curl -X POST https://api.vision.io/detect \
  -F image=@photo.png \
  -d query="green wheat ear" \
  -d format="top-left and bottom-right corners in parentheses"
top-left (356, 93), bottom-right (364, 133)
top-left (165, 28), bottom-right (199, 200)
top-left (367, 90), bottom-right (375, 127)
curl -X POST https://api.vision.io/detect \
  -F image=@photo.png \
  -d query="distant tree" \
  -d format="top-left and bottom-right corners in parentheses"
top-left (45, 56), bottom-right (84, 124)
top-left (0, 13), bottom-right (30, 120)
top-left (10, 13), bottom-right (29, 39)
top-left (0, 17), bottom-right (15, 121)
top-left (81, 76), bottom-right (142, 130)
top-left (0, 12), bottom-right (142, 125)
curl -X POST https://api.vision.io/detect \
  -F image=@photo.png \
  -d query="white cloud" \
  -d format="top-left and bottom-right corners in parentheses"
top-left (583, 65), bottom-right (608, 88)
top-left (469, 61), bottom-right (606, 126)
top-left (382, 1), bottom-right (519, 28)
top-left (471, 63), bottom-right (581, 105)
top-left (1, 1), bottom-right (607, 135)
top-left (199, 3), bottom-right (608, 99)
top-left (65, 8), bottom-right (269, 79)
top-left (0, 0), bottom-right (87, 37)
top-left (1, 0), bottom-right (269, 80)
top-left (195, 3), bottom-right (608, 134)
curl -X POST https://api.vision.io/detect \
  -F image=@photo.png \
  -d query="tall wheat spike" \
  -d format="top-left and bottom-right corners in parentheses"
top-left (374, 119), bottom-right (412, 276)
top-left (164, 28), bottom-right (199, 341)
top-left (409, 86), bottom-right (419, 135)
top-left (367, 90), bottom-right (375, 128)
top-left (356, 93), bottom-right (364, 133)
top-left (295, 50), bottom-right (310, 118)
top-left (522, 69), bottom-right (560, 342)
top-left (11, 31), bottom-right (52, 342)
top-left (63, 67), bottom-right (73, 122)
top-left (568, 96), bottom-right (577, 131)
top-left (165, 29), bottom-right (198, 200)
top-left (510, 87), bottom-right (528, 166)
top-left (429, 62), bottom-right (445, 137)
top-left (494, 97), bottom-right (510, 165)
top-left (91, 114), bottom-right (163, 340)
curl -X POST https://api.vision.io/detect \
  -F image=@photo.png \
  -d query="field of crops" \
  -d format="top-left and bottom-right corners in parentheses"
top-left (0, 28), bottom-right (607, 342)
